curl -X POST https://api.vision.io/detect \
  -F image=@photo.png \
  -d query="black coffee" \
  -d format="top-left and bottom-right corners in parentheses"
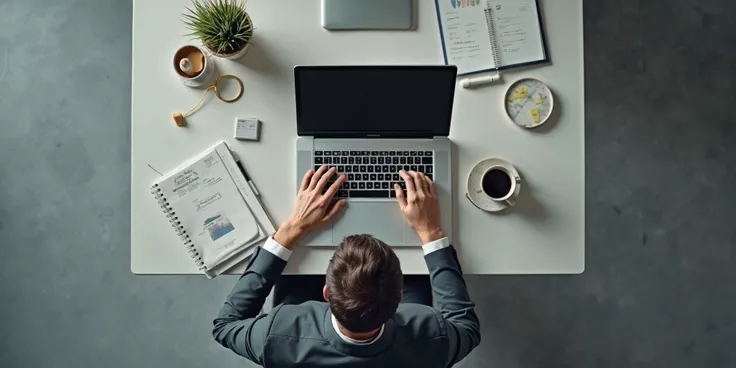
top-left (482, 169), bottom-right (512, 199)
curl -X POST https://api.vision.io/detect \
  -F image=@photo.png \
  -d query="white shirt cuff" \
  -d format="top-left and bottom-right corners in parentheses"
top-left (422, 237), bottom-right (450, 255)
top-left (261, 237), bottom-right (292, 261)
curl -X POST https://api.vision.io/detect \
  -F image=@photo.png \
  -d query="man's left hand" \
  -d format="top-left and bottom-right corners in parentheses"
top-left (274, 166), bottom-right (347, 249)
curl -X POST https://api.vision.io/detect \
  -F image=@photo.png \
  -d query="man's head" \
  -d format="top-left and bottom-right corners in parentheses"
top-left (324, 234), bottom-right (403, 333)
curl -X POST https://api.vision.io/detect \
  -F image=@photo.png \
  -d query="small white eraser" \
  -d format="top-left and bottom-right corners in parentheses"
top-left (234, 117), bottom-right (260, 141)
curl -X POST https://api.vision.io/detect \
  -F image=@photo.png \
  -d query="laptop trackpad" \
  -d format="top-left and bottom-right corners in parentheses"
top-left (333, 203), bottom-right (406, 245)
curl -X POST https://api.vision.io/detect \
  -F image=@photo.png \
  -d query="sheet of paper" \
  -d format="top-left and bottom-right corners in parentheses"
top-left (487, 0), bottom-right (546, 67)
top-left (158, 149), bottom-right (259, 269)
top-left (436, 0), bottom-right (496, 74)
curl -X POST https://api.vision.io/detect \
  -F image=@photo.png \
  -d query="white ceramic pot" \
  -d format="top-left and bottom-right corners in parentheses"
top-left (206, 42), bottom-right (250, 60)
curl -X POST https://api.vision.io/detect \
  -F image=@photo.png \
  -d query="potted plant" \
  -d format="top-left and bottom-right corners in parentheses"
top-left (183, 0), bottom-right (254, 60)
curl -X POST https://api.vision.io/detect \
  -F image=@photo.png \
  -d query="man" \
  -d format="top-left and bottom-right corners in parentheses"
top-left (213, 166), bottom-right (480, 367)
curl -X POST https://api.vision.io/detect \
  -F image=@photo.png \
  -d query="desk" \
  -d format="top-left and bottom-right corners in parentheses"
top-left (131, 0), bottom-right (584, 275)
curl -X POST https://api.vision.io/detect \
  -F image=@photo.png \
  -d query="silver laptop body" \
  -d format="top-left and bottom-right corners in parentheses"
top-left (321, 0), bottom-right (413, 30)
top-left (294, 66), bottom-right (457, 247)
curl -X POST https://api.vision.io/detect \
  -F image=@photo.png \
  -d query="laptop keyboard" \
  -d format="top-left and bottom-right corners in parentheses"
top-left (314, 150), bottom-right (434, 199)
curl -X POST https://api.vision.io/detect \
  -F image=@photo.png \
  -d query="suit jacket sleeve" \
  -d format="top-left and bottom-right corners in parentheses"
top-left (424, 245), bottom-right (481, 367)
top-left (212, 247), bottom-right (285, 365)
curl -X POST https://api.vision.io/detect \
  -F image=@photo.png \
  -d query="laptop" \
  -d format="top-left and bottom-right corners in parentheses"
top-left (321, 0), bottom-right (413, 30)
top-left (294, 66), bottom-right (457, 246)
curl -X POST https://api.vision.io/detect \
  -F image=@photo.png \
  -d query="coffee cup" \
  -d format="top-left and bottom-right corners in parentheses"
top-left (481, 165), bottom-right (519, 207)
top-left (173, 45), bottom-right (216, 88)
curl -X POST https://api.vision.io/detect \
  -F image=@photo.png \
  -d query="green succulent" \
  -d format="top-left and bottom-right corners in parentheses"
top-left (183, 0), bottom-right (253, 55)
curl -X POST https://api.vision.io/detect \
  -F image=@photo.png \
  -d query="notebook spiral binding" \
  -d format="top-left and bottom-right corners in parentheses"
top-left (484, 6), bottom-right (502, 69)
top-left (150, 184), bottom-right (207, 271)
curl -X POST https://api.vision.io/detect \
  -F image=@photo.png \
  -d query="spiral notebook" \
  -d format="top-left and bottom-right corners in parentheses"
top-left (434, 0), bottom-right (549, 75)
top-left (150, 141), bottom-right (275, 278)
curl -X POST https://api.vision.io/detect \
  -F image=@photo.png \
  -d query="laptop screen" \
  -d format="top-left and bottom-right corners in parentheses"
top-left (295, 66), bottom-right (457, 137)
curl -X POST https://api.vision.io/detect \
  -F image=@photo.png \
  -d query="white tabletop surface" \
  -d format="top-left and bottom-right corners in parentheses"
top-left (131, 0), bottom-right (584, 275)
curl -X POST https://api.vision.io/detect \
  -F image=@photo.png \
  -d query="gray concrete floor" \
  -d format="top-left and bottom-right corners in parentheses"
top-left (1, 0), bottom-right (735, 367)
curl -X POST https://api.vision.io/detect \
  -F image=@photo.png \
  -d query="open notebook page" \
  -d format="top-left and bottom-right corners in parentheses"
top-left (488, 0), bottom-right (546, 68)
top-left (435, 0), bottom-right (497, 75)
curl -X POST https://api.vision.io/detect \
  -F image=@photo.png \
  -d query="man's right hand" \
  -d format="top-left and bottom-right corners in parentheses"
top-left (395, 170), bottom-right (445, 244)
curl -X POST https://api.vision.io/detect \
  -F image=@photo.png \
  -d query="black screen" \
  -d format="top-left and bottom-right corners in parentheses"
top-left (295, 66), bottom-right (457, 137)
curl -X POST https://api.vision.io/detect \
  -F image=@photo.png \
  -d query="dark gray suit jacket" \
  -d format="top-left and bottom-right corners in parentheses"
top-left (213, 245), bottom-right (480, 367)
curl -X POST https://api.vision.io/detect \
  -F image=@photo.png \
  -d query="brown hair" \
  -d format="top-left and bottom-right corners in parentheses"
top-left (326, 234), bottom-right (403, 333)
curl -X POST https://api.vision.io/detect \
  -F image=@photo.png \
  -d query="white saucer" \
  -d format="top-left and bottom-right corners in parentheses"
top-left (465, 158), bottom-right (522, 213)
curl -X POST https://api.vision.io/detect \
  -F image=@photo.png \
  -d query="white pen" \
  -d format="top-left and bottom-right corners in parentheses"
top-left (460, 72), bottom-right (502, 88)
